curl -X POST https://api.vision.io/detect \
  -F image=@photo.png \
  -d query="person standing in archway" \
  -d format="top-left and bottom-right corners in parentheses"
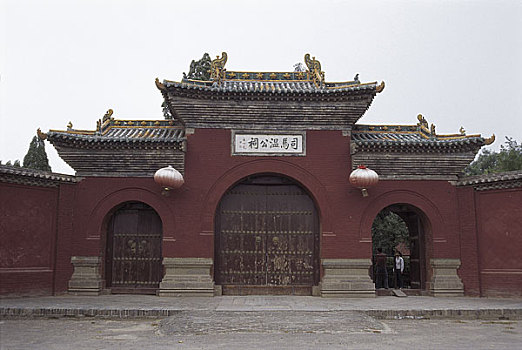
top-left (375, 248), bottom-right (388, 289)
top-left (394, 252), bottom-right (405, 289)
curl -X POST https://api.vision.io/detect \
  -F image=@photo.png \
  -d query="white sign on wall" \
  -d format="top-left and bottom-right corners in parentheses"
top-left (233, 132), bottom-right (305, 156)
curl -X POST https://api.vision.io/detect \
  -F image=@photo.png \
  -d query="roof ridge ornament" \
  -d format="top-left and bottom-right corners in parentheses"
top-left (304, 53), bottom-right (325, 87)
top-left (210, 52), bottom-right (228, 83)
top-left (376, 81), bottom-right (385, 93)
top-left (484, 134), bottom-right (495, 145)
top-left (155, 78), bottom-right (166, 91)
top-left (37, 128), bottom-right (47, 140)
top-left (103, 109), bottom-right (113, 122)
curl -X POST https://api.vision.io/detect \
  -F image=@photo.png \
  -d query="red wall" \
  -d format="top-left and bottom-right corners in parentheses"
top-left (2, 128), bottom-right (521, 296)
top-left (475, 189), bottom-right (522, 296)
top-left (0, 183), bottom-right (59, 296)
top-left (456, 186), bottom-right (481, 296)
top-left (69, 129), bottom-right (463, 283)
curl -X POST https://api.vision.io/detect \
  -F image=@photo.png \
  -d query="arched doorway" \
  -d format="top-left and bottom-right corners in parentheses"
top-left (372, 204), bottom-right (428, 293)
top-left (215, 174), bottom-right (320, 295)
top-left (105, 202), bottom-right (163, 294)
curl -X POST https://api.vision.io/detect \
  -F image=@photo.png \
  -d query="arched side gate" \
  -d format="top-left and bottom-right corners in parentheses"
top-left (105, 202), bottom-right (163, 294)
top-left (215, 175), bottom-right (320, 295)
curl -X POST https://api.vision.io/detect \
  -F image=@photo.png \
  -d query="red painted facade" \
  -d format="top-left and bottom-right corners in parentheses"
top-left (1, 129), bottom-right (521, 296)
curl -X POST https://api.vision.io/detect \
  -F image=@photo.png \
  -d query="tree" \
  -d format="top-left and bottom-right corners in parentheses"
top-left (372, 211), bottom-right (409, 256)
top-left (464, 137), bottom-right (522, 176)
top-left (23, 136), bottom-right (52, 172)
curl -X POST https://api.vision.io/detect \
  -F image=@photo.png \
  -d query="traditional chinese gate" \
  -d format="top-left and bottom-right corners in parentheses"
top-left (215, 175), bottom-right (320, 295)
top-left (106, 202), bottom-right (163, 294)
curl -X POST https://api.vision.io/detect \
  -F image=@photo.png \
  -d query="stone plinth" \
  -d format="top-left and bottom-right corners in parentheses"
top-left (68, 256), bottom-right (103, 295)
top-left (158, 258), bottom-right (214, 297)
top-left (320, 259), bottom-right (375, 298)
top-left (428, 258), bottom-right (464, 297)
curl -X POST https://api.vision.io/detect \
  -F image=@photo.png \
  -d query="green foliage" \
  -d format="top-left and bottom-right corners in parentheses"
top-left (464, 137), bottom-right (522, 176)
top-left (372, 211), bottom-right (409, 256)
top-left (23, 136), bottom-right (52, 172)
top-left (183, 53), bottom-right (212, 81)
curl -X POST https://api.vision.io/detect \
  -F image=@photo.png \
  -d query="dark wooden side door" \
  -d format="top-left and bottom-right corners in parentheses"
top-left (215, 176), bottom-right (319, 295)
top-left (106, 202), bottom-right (162, 294)
top-left (395, 207), bottom-right (426, 291)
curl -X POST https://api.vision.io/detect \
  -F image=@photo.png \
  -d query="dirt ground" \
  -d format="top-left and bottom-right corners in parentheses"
top-left (1, 313), bottom-right (521, 350)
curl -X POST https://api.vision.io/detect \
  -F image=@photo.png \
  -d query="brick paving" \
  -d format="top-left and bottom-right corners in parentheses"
top-left (1, 295), bottom-right (521, 319)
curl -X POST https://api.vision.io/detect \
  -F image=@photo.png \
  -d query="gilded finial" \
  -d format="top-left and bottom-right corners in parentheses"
top-left (484, 134), bottom-right (495, 145)
top-left (37, 128), bottom-right (47, 140)
top-left (430, 124), bottom-right (436, 135)
top-left (376, 81), bottom-right (385, 93)
top-left (96, 119), bottom-right (101, 130)
top-left (67, 121), bottom-right (73, 129)
top-left (459, 126), bottom-right (466, 135)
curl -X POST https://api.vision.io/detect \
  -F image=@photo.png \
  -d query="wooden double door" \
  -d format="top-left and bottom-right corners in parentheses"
top-left (106, 202), bottom-right (163, 294)
top-left (215, 175), bottom-right (320, 295)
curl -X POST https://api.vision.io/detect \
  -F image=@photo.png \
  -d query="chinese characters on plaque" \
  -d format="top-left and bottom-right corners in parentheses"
top-left (234, 133), bottom-right (305, 155)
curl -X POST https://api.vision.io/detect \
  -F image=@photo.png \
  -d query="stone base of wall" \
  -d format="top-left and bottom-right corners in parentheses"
top-left (68, 256), bottom-right (103, 295)
top-left (320, 259), bottom-right (375, 298)
top-left (158, 258), bottom-right (214, 297)
top-left (428, 258), bottom-right (464, 297)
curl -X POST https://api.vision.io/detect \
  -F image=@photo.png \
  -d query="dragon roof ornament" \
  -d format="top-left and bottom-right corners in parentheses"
top-left (210, 52), bottom-right (228, 83)
top-left (304, 54), bottom-right (325, 87)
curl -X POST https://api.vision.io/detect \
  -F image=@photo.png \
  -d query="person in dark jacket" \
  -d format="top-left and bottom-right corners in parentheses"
top-left (375, 247), bottom-right (388, 289)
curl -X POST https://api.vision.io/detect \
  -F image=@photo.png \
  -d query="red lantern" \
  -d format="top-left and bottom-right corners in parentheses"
top-left (154, 166), bottom-right (184, 193)
top-left (349, 165), bottom-right (379, 197)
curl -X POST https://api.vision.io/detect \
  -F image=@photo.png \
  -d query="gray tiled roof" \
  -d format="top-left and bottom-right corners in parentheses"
top-left (0, 164), bottom-right (78, 187)
top-left (457, 170), bottom-right (522, 186)
top-left (164, 79), bottom-right (377, 94)
top-left (47, 120), bottom-right (185, 145)
top-left (102, 126), bottom-right (183, 140)
top-left (352, 125), bottom-right (485, 147)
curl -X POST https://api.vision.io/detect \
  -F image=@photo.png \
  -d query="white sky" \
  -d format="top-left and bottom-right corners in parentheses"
top-left (1, 0), bottom-right (521, 175)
